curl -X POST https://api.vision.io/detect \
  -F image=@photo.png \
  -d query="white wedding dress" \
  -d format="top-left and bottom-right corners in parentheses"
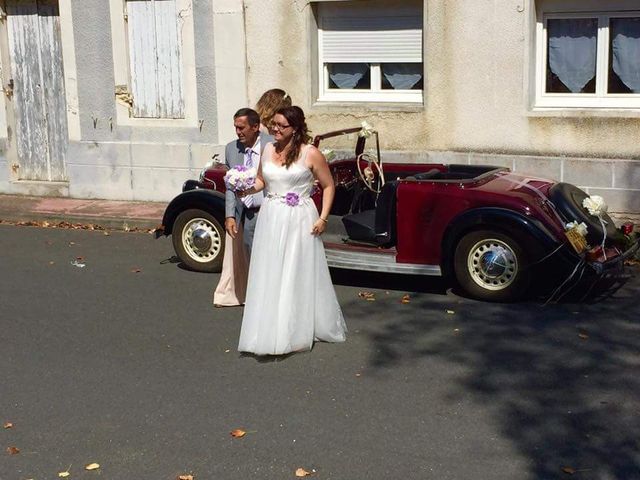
top-left (238, 143), bottom-right (347, 355)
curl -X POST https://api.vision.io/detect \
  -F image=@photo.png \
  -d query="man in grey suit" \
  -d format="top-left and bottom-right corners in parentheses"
top-left (224, 108), bottom-right (273, 255)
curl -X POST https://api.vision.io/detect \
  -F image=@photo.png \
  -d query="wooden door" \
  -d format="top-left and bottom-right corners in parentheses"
top-left (5, 0), bottom-right (67, 181)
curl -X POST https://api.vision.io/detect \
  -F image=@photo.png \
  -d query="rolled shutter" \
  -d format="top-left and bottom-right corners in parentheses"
top-left (320, 15), bottom-right (422, 63)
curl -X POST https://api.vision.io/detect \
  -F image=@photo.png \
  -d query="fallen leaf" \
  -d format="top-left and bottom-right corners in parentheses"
top-left (85, 463), bottom-right (100, 470)
top-left (295, 468), bottom-right (313, 477)
top-left (58, 463), bottom-right (72, 477)
top-left (561, 466), bottom-right (576, 475)
top-left (7, 446), bottom-right (19, 455)
top-left (400, 294), bottom-right (411, 304)
top-left (177, 475), bottom-right (194, 480)
top-left (578, 332), bottom-right (589, 340)
top-left (358, 291), bottom-right (376, 301)
top-left (4, 422), bottom-right (13, 429)
top-left (446, 310), bottom-right (455, 314)
top-left (230, 429), bottom-right (246, 438)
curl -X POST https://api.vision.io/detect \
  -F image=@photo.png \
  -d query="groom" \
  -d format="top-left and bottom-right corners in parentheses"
top-left (225, 108), bottom-right (273, 255)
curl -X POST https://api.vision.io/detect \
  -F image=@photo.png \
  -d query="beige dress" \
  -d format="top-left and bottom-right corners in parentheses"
top-left (213, 226), bottom-right (250, 307)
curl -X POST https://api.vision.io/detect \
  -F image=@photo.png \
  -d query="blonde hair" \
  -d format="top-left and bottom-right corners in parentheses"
top-left (255, 89), bottom-right (292, 132)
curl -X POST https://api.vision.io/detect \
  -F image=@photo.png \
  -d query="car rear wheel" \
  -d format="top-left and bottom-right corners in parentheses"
top-left (454, 230), bottom-right (530, 302)
top-left (172, 209), bottom-right (224, 273)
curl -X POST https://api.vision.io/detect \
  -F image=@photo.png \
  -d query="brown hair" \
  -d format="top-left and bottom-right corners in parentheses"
top-left (233, 108), bottom-right (260, 126)
top-left (255, 89), bottom-right (292, 131)
top-left (277, 106), bottom-right (312, 169)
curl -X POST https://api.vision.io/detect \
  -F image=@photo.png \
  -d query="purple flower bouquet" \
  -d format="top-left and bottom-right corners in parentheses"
top-left (223, 165), bottom-right (257, 192)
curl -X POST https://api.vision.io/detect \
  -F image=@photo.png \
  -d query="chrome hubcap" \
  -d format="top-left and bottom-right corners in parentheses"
top-left (192, 228), bottom-right (212, 252)
top-left (467, 239), bottom-right (518, 291)
top-left (181, 218), bottom-right (222, 263)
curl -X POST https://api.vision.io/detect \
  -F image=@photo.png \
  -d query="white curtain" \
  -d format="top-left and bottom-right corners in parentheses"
top-left (547, 18), bottom-right (597, 93)
top-left (611, 18), bottom-right (640, 93)
top-left (382, 63), bottom-right (422, 90)
top-left (328, 63), bottom-right (368, 89)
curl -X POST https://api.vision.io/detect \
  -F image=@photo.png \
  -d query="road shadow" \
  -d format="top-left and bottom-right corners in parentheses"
top-left (352, 266), bottom-right (640, 479)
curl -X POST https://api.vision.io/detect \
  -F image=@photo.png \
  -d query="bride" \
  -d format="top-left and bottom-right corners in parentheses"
top-left (237, 106), bottom-right (346, 355)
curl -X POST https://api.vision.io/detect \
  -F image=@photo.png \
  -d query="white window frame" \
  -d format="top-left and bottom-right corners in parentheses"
top-left (535, 10), bottom-right (640, 109)
top-left (316, 8), bottom-right (423, 104)
top-left (109, 0), bottom-right (198, 127)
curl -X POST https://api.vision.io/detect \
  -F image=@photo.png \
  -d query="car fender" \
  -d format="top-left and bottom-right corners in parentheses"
top-left (159, 189), bottom-right (226, 236)
top-left (440, 207), bottom-right (566, 276)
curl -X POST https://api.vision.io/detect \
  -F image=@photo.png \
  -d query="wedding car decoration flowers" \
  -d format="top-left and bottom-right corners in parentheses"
top-left (358, 121), bottom-right (375, 139)
top-left (223, 165), bottom-right (256, 192)
top-left (321, 149), bottom-right (336, 161)
top-left (583, 195), bottom-right (608, 217)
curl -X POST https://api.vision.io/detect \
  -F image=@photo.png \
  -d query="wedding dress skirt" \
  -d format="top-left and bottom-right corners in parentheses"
top-left (238, 144), bottom-right (346, 355)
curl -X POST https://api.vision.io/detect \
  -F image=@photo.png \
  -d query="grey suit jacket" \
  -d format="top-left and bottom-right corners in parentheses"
top-left (224, 131), bottom-right (274, 221)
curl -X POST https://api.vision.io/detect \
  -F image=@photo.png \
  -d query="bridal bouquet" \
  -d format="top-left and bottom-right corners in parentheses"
top-left (223, 165), bottom-right (257, 192)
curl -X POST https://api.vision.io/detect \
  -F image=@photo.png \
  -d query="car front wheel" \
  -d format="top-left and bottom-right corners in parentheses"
top-left (172, 209), bottom-right (225, 272)
top-left (454, 230), bottom-right (530, 302)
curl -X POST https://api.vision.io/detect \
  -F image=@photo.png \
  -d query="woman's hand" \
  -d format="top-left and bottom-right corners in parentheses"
top-left (311, 218), bottom-right (327, 236)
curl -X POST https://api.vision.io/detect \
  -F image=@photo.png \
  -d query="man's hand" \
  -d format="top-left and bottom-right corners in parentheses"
top-left (225, 217), bottom-right (238, 239)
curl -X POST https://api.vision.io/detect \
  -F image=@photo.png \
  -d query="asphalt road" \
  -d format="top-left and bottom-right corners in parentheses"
top-left (1, 224), bottom-right (639, 480)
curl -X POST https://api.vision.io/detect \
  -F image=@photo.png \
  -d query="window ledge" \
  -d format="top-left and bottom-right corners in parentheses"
top-left (311, 101), bottom-right (424, 114)
top-left (526, 107), bottom-right (640, 119)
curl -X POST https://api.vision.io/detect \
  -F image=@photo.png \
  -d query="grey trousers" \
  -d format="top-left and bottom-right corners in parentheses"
top-left (240, 207), bottom-right (259, 257)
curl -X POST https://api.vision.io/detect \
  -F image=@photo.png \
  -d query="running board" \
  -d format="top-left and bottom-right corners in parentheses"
top-left (325, 247), bottom-right (442, 276)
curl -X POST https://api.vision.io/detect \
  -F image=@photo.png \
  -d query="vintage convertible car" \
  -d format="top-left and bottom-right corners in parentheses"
top-left (156, 127), bottom-right (638, 302)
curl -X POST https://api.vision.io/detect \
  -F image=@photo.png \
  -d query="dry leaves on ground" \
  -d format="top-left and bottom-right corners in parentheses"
top-left (230, 429), bottom-right (246, 438)
top-left (177, 475), bottom-right (194, 480)
top-left (58, 464), bottom-right (72, 477)
top-left (85, 463), bottom-right (100, 470)
top-left (624, 258), bottom-right (639, 266)
top-left (3, 422), bottom-right (13, 429)
top-left (400, 294), bottom-right (411, 304)
top-left (561, 466), bottom-right (591, 475)
top-left (358, 291), bottom-right (376, 301)
top-left (6, 446), bottom-right (20, 455)
top-left (0, 219), bottom-right (157, 234)
top-left (295, 467), bottom-right (314, 477)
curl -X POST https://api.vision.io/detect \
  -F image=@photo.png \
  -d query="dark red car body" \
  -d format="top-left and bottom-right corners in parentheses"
top-left (158, 127), bottom-right (638, 301)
